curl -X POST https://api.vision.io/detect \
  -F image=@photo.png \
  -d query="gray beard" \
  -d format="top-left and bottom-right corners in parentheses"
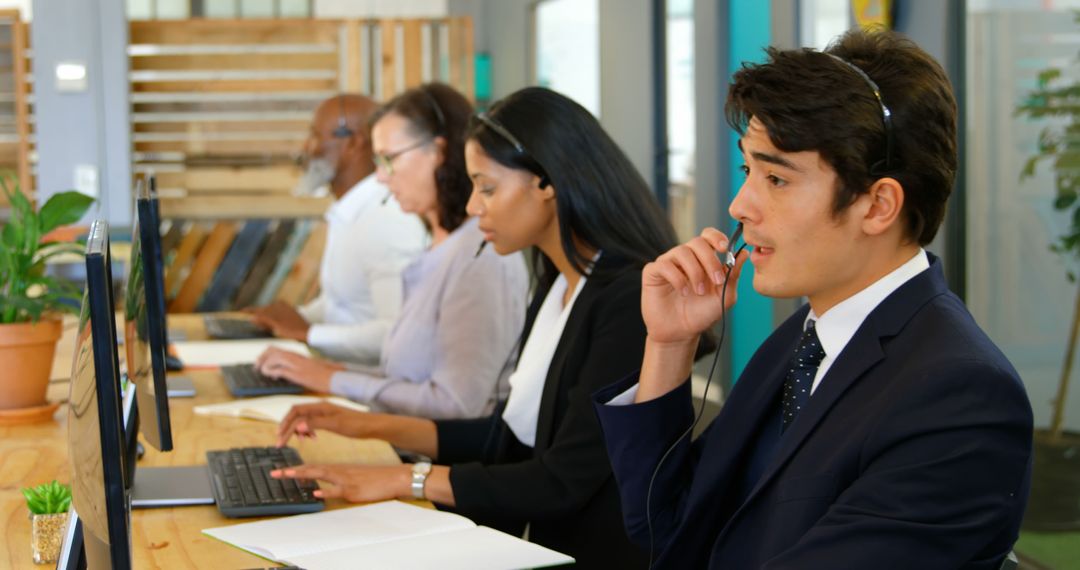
top-left (292, 158), bottom-right (336, 197)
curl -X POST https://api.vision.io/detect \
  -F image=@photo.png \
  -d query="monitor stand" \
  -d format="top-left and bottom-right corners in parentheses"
top-left (166, 376), bottom-right (196, 398)
top-left (131, 466), bottom-right (215, 508)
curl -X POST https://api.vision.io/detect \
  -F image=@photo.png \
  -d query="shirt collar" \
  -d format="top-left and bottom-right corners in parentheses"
top-left (805, 249), bottom-right (930, 359)
top-left (326, 174), bottom-right (389, 224)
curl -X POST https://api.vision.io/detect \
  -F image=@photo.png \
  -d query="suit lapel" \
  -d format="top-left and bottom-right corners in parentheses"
top-left (717, 257), bottom-right (952, 538)
top-left (532, 277), bottom-right (600, 449)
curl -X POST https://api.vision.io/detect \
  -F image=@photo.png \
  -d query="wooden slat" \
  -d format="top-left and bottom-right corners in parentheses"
top-left (460, 17), bottom-right (475, 101)
top-left (232, 219), bottom-right (295, 309)
top-left (380, 20), bottom-right (397, 101)
top-left (134, 139), bottom-right (305, 154)
top-left (448, 17), bottom-right (463, 94)
top-left (159, 218), bottom-right (185, 259)
top-left (169, 221), bottom-right (238, 312)
top-left (403, 20), bottom-right (423, 89)
top-left (160, 195), bottom-right (331, 219)
top-left (129, 19), bottom-right (342, 45)
top-left (275, 222), bottom-right (326, 305)
top-left (128, 53), bottom-right (338, 72)
top-left (164, 222), bottom-right (208, 299)
top-left (9, 14), bottom-right (29, 199)
top-left (155, 166), bottom-right (301, 192)
top-left (132, 79), bottom-right (338, 93)
top-left (343, 21), bottom-right (362, 93)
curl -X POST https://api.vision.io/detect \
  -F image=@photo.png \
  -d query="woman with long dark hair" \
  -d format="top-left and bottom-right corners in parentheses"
top-left (271, 87), bottom-right (680, 568)
top-left (255, 83), bottom-right (528, 419)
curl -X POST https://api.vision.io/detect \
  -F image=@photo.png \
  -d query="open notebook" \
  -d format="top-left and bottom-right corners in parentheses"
top-left (194, 395), bottom-right (369, 424)
top-left (203, 500), bottom-right (574, 569)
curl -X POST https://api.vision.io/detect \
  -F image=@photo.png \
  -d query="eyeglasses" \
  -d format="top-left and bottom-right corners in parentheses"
top-left (826, 53), bottom-right (895, 173)
top-left (373, 138), bottom-right (432, 176)
top-left (475, 112), bottom-right (551, 188)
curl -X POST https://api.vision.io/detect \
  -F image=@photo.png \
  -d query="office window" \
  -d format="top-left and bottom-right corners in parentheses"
top-left (667, 0), bottom-right (696, 240)
top-left (799, 0), bottom-right (851, 49)
top-left (967, 0), bottom-right (1080, 562)
top-left (534, 0), bottom-right (600, 117)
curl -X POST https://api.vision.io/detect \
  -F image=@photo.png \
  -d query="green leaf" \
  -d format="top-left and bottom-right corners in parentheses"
top-left (1057, 193), bottom-right (1079, 210)
top-left (37, 191), bottom-right (94, 235)
top-left (1038, 68), bottom-right (1063, 87)
top-left (1021, 155), bottom-right (1041, 180)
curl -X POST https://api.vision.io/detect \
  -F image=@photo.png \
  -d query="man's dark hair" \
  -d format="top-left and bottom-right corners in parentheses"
top-left (371, 82), bottom-right (473, 232)
top-left (726, 28), bottom-right (957, 245)
top-left (467, 86), bottom-right (678, 285)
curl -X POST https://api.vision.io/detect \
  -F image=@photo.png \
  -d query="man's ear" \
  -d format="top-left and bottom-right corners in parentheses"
top-left (861, 177), bottom-right (905, 237)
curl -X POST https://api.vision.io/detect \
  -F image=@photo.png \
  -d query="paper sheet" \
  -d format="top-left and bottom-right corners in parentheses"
top-left (194, 395), bottom-right (369, 424)
top-left (172, 339), bottom-right (310, 367)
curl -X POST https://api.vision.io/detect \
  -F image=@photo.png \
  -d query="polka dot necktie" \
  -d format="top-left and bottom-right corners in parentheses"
top-left (781, 320), bottom-right (826, 433)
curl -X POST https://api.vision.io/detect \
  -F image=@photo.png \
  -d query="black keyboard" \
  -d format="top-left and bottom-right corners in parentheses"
top-left (221, 364), bottom-right (304, 397)
top-left (204, 316), bottom-right (272, 340)
top-left (206, 446), bottom-right (323, 518)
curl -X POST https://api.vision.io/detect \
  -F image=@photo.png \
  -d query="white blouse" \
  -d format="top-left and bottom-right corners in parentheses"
top-left (502, 272), bottom-right (587, 447)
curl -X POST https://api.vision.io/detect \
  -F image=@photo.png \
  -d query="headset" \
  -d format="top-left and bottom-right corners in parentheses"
top-left (645, 221), bottom-right (745, 568)
top-left (331, 95), bottom-right (355, 139)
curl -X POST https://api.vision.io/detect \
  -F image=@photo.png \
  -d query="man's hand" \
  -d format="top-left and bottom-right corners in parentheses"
top-left (250, 301), bottom-right (311, 342)
top-left (642, 227), bottom-right (747, 345)
top-left (635, 228), bottom-right (747, 403)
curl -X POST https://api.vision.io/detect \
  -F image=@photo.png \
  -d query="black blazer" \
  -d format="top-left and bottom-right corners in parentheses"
top-left (435, 256), bottom-right (649, 568)
top-left (594, 255), bottom-right (1034, 569)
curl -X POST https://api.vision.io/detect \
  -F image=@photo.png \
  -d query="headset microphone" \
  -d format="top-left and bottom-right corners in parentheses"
top-left (723, 222), bottom-right (744, 268)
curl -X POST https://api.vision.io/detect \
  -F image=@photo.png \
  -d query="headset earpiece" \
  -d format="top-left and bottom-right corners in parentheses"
top-left (332, 95), bottom-right (355, 139)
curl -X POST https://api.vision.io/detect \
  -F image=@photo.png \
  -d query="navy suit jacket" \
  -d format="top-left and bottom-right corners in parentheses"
top-left (594, 256), bottom-right (1033, 569)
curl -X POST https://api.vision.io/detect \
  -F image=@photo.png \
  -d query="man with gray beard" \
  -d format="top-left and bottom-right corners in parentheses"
top-left (251, 94), bottom-right (427, 364)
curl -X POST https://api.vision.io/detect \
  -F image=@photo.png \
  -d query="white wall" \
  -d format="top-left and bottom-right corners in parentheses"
top-left (0, 0), bottom-right (30, 19)
top-left (315, 0), bottom-right (447, 18)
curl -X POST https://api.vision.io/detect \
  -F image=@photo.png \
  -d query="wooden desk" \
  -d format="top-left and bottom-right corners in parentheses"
top-left (0, 314), bottom-right (405, 568)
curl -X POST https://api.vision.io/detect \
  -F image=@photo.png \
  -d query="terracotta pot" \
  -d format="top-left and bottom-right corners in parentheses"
top-left (0, 319), bottom-right (62, 410)
top-left (1023, 429), bottom-right (1080, 531)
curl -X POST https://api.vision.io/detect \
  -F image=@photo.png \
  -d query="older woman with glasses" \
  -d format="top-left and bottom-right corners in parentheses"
top-left (269, 87), bottom-right (696, 568)
top-left (254, 83), bottom-right (528, 420)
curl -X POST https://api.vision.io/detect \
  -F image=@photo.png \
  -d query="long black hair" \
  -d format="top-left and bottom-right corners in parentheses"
top-left (467, 87), bottom-right (677, 286)
top-left (371, 82), bottom-right (474, 232)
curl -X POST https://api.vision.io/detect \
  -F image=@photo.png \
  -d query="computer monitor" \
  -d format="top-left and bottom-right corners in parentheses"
top-left (127, 178), bottom-right (215, 509)
top-left (125, 179), bottom-right (173, 452)
top-left (66, 219), bottom-right (133, 570)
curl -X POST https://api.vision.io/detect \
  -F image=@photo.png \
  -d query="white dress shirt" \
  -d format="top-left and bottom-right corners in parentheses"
top-left (328, 217), bottom-right (529, 419)
top-left (298, 174), bottom-right (428, 364)
top-left (502, 273), bottom-right (587, 447)
top-left (805, 248), bottom-right (929, 394)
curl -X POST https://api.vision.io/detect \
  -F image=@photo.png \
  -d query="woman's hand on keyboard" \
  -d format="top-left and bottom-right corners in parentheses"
top-left (277, 401), bottom-right (374, 446)
top-left (269, 463), bottom-right (412, 503)
top-left (254, 347), bottom-right (344, 392)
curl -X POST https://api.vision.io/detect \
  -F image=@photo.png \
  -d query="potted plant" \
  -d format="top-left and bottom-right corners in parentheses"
top-left (1016, 16), bottom-right (1080, 530)
top-left (0, 178), bottom-right (94, 416)
top-left (21, 480), bottom-right (72, 564)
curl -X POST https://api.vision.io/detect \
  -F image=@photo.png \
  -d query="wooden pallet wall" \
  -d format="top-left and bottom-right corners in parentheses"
top-left (130, 17), bottom-right (474, 219)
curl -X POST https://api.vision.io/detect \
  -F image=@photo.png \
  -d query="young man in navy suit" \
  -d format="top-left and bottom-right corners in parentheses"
top-left (594, 29), bottom-right (1033, 569)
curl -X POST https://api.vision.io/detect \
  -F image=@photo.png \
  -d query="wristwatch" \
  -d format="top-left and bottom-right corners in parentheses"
top-left (411, 461), bottom-right (432, 499)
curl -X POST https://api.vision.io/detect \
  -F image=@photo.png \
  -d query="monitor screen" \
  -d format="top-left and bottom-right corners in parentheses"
top-left (125, 179), bottom-right (172, 452)
top-left (67, 220), bottom-right (132, 570)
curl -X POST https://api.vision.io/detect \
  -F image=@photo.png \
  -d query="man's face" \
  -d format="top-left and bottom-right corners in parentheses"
top-left (729, 117), bottom-right (869, 310)
top-left (294, 102), bottom-right (347, 196)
